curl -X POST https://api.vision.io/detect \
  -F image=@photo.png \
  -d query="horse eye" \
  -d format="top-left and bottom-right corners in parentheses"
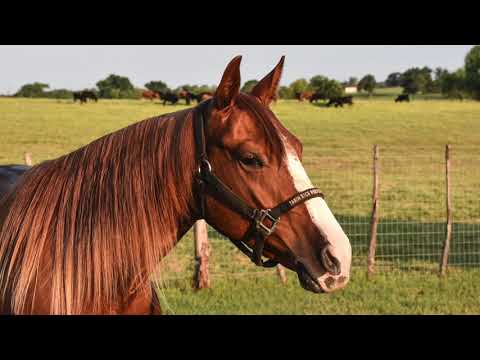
top-left (240, 154), bottom-right (263, 168)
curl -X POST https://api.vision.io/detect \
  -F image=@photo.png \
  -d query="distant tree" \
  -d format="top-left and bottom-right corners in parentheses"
top-left (289, 78), bottom-right (310, 95)
top-left (241, 80), bottom-right (259, 93)
top-left (346, 77), bottom-right (358, 86)
top-left (44, 89), bottom-right (73, 99)
top-left (433, 67), bottom-right (450, 93)
top-left (358, 74), bottom-right (377, 96)
top-left (97, 74), bottom-right (135, 99)
top-left (421, 66), bottom-right (434, 92)
top-left (439, 69), bottom-right (466, 98)
top-left (400, 67), bottom-right (433, 95)
top-left (309, 75), bottom-right (344, 99)
top-left (15, 82), bottom-right (49, 98)
top-left (465, 45), bottom-right (480, 100)
top-left (145, 80), bottom-right (169, 94)
top-left (385, 72), bottom-right (402, 87)
top-left (278, 86), bottom-right (294, 99)
top-left (173, 84), bottom-right (194, 93)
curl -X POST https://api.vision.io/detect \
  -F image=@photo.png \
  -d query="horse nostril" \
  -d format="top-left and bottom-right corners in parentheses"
top-left (321, 247), bottom-right (341, 276)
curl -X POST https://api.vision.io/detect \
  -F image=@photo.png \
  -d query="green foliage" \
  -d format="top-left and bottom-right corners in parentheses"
top-left (309, 75), bottom-right (344, 98)
top-left (438, 69), bottom-right (466, 99)
top-left (288, 78), bottom-right (310, 95)
top-left (241, 79), bottom-right (259, 93)
top-left (465, 45), bottom-right (480, 100)
top-left (278, 86), bottom-right (294, 99)
top-left (358, 74), bottom-right (377, 95)
top-left (385, 72), bottom-right (402, 87)
top-left (44, 89), bottom-right (74, 99)
top-left (346, 77), bottom-right (358, 86)
top-left (173, 84), bottom-right (216, 95)
top-left (15, 82), bottom-right (50, 98)
top-left (145, 80), bottom-right (169, 93)
top-left (96, 74), bottom-right (135, 99)
top-left (400, 67), bottom-right (433, 95)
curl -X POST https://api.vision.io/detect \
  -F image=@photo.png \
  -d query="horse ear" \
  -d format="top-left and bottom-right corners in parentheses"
top-left (250, 56), bottom-right (285, 106)
top-left (215, 56), bottom-right (242, 110)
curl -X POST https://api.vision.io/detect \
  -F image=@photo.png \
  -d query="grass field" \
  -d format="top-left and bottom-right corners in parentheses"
top-left (1, 95), bottom-right (479, 314)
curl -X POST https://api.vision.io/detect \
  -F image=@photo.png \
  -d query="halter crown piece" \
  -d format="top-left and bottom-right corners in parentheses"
top-left (193, 100), bottom-right (324, 268)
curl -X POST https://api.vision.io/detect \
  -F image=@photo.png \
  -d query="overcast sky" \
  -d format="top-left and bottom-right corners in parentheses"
top-left (0, 45), bottom-right (473, 94)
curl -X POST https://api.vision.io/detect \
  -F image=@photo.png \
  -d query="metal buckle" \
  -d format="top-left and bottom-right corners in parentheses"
top-left (255, 210), bottom-right (279, 237)
top-left (197, 159), bottom-right (212, 176)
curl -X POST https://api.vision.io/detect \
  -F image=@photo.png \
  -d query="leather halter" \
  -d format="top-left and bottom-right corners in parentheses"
top-left (193, 99), bottom-right (324, 268)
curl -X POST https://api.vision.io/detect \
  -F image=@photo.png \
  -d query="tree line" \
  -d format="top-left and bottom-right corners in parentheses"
top-left (12, 46), bottom-right (480, 101)
top-left (14, 75), bottom-right (218, 100)
top-left (276, 46), bottom-right (480, 100)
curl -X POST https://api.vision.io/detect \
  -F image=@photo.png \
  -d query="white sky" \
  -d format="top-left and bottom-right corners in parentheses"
top-left (0, 45), bottom-right (473, 94)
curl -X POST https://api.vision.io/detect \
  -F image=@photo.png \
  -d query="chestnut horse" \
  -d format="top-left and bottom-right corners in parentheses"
top-left (0, 56), bottom-right (351, 315)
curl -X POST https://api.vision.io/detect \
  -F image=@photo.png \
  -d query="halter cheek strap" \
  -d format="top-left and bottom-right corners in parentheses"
top-left (193, 100), bottom-right (324, 268)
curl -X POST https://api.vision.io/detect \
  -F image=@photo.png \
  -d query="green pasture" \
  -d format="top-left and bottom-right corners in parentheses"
top-left (1, 96), bottom-right (479, 314)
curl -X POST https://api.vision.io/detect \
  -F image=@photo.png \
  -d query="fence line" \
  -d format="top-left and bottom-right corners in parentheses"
top-left (158, 144), bottom-right (480, 284)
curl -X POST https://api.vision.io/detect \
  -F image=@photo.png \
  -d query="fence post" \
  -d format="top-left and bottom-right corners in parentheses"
top-left (193, 220), bottom-right (211, 289)
top-left (367, 145), bottom-right (380, 279)
top-left (276, 264), bottom-right (287, 285)
top-left (24, 152), bottom-right (33, 166)
top-left (440, 145), bottom-right (453, 276)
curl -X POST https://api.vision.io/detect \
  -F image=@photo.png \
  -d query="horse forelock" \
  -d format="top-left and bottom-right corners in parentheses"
top-left (0, 109), bottom-right (197, 314)
top-left (234, 93), bottom-right (288, 160)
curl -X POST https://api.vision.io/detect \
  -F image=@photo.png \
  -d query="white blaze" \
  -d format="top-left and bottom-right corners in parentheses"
top-left (283, 141), bottom-right (352, 288)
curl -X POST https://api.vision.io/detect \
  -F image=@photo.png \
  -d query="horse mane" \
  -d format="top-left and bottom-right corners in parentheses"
top-left (0, 108), bottom-right (197, 314)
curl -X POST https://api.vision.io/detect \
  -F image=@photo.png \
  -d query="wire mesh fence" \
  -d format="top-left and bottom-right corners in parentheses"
top-left (160, 145), bottom-right (480, 282)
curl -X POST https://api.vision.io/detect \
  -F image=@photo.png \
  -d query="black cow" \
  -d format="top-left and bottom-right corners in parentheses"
top-left (157, 91), bottom-right (179, 106)
top-left (73, 90), bottom-right (98, 104)
top-left (309, 92), bottom-right (328, 103)
top-left (327, 96), bottom-right (354, 108)
top-left (395, 94), bottom-right (410, 103)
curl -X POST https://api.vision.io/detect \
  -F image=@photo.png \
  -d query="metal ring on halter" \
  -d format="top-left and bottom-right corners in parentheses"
top-left (197, 159), bottom-right (212, 175)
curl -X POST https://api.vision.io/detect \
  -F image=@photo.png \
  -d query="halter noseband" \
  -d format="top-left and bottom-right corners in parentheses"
top-left (193, 99), bottom-right (324, 268)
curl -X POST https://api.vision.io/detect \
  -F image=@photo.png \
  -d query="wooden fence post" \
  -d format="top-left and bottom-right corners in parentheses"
top-left (193, 220), bottom-right (211, 289)
top-left (367, 145), bottom-right (380, 279)
top-left (276, 264), bottom-right (287, 285)
top-left (24, 152), bottom-right (33, 166)
top-left (440, 145), bottom-right (453, 276)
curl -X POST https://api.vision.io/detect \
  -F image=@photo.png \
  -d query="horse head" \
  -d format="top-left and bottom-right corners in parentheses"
top-left (200, 56), bottom-right (352, 293)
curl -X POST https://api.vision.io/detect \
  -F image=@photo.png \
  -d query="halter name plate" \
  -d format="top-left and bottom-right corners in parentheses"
top-left (288, 188), bottom-right (324, 208)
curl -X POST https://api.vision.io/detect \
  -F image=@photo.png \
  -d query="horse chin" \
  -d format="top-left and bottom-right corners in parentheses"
top-left (297, 267), bottom-right (325, 294)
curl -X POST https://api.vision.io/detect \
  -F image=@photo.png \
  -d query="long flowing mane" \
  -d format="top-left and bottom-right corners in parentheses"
top-left (0, 108), bottom-right (197, 314)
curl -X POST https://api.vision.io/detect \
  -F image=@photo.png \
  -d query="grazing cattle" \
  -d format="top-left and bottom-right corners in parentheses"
top-left (310, 92), bottom-right (328, 103)
top-left (142, 91), bottom-right (159, 101)
top-left (395, 94), bottom-right (410, 103)
top-left (178, 90), bottom-right (196, 105)
top-left (327, 96), bottom-right (354, 108)
top-left (157, 91), bottom-right (179, 106)
top-left (73, 90), bottom-right (98, 104)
